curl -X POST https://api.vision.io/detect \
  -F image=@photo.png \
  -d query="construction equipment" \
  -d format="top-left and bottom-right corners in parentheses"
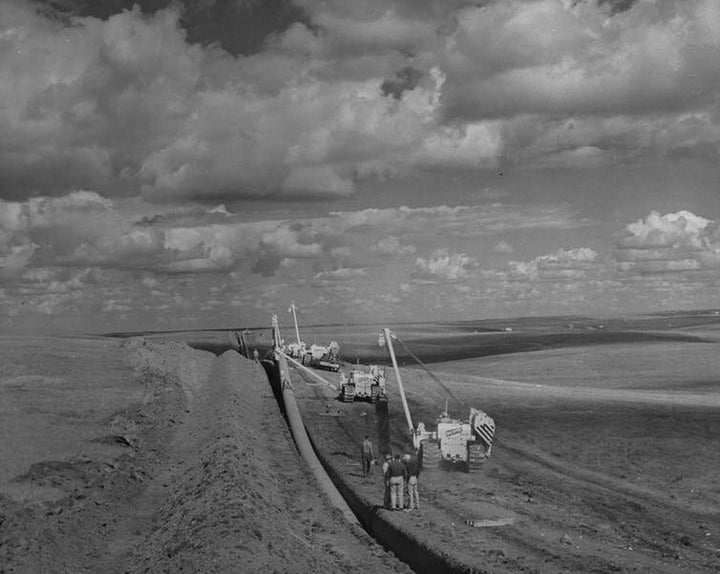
top-left (339, 362), bottom-right (387, 403)
top-left (301, 341), bottom-right (341, 372)
top-left (378, 328), bottom-right (495, 472)
top-left (282, 302), bottom-right (341, 372)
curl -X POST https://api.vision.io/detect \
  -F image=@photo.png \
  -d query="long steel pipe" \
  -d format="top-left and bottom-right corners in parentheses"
top-left (275, 350), bottom-right (360, 527)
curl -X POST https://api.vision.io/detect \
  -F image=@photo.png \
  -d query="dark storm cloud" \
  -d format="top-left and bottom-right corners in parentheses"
top-left (250, 247), bottom-right (283, 277)
top-left (598, 0), bottom-right (639, 14)
top-left (36, 0), bottom-right (306, 55)
top-left (5, 0), bottom-right (720, 204)
top-left (381, 66), bottom-right (424, 100)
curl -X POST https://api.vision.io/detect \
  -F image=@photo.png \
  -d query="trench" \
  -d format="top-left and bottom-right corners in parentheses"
top-left (261, 355), bottom-right (475, 574)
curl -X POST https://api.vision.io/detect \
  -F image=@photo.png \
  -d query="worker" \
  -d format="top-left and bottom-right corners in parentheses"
top-left (253, 348), bottom-right (260, 362)
top-left (382, 453), bottom-right (392, 508)
top-left (361, 435), bottom-right (375, 477)
top-left (386, 453), bottom-right (407, 510)
top-left (403, 454), bottom-right (421, 511)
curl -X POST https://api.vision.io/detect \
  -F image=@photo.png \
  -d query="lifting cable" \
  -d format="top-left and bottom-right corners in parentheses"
top-left (392, 335), bottom-right (466, 410)
top-left (295, 307), bottom-right (322, 344)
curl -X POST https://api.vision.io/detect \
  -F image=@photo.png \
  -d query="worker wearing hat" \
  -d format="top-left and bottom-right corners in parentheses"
top-left (403, 454), bottom-right (421, 511)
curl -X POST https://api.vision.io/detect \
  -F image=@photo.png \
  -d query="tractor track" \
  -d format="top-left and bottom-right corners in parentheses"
top-left (491, 442), bottom-right (718, 570)
top-left (495, 439), bottom-right (719, 517)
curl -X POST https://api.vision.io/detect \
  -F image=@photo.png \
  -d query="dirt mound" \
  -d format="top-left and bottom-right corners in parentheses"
top-left (1, 338), bottom-right (410, 573)
top-left (127, 350), bottom-right (409, 573)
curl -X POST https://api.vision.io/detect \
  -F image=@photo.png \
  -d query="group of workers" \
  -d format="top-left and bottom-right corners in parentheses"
top-left (361, 435), bottom-right (421, 511)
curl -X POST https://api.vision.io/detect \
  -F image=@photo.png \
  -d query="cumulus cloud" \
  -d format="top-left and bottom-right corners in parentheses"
top-left (259, 225), bottom-right (323, 259)
top-left (0, 3), bottom-right (502, 202)
top-left (445, 1), bottom-right (720, 118)
top-left (4, 0), bottom-right (718, 209)
top-left (1, 4), bottom-right (202, 199)
top-left (615, 210), bottom-right (720, 273)
top-left (507, 247), bottom-right (601, 281)
top-left (0, 190), bottom-right (255, 279)
top-left (413, 248), bottom-right (476, 281)
top-left (0, 191), bottom-right (118, 277)
top-left (372, 235), bottom-right (417, 256)
top-left (0, 241), bottom-right (37, 280)
top-left (1, 187), bottom-right (595, 292)
top-left (442, 0), bottom-right (720, 166)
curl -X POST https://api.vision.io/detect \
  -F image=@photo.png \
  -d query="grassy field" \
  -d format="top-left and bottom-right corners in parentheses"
top-left (443, 338), bottom-right (720, 391)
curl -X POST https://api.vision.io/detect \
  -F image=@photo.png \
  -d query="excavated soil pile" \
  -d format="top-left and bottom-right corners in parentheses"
top-left (0, 338), bottom-right (411, 574)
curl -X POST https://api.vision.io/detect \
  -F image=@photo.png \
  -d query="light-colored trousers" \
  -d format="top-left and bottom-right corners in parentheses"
top-left (389, 476), bottom-right (404, 509)
top-left (407, 476), bottom-right (419, 510)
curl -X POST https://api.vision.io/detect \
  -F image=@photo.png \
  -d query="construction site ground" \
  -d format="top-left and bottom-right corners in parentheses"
top-left (0, 336), bottom-right (411, 574)
top-left (291, 331), bottom-right (720, 574)
top-left (2, 325), bottom-right (719, 573)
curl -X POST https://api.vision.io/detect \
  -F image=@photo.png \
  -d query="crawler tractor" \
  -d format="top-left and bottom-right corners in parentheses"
top-left (301, 341), bottom-right (341, 372)
top-left (282, 302), bottom-right (341, 372)
top-left (414, 406), bottom-right (495, 471)
top-left (379, 328), bottom-right (495, 473)
top-left (339, 363), bottom-right (387, 402)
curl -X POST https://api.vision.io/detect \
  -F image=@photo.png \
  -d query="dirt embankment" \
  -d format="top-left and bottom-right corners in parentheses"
top-left (1, 339), bottom-right (410, 574)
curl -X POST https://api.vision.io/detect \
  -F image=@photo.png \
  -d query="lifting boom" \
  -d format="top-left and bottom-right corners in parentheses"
top-left (380, 328), bottom-right (415, 444)
top-left (378, 327), bottom-right (496, 472)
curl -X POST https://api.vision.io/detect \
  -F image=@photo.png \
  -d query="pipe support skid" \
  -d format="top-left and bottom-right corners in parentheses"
top-left (274, 352), bottom-right (360, 528)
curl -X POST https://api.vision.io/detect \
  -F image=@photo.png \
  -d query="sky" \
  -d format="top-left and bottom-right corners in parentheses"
top-left (1, 0), bottom-right (720, 335)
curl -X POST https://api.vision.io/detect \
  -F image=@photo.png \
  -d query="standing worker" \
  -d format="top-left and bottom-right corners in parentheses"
top-left (382, 454), bottom-right (392, 508)
top-left (403, 454), bottom-right (421, 511)
top-left (253, 348), bottom-right (260, 363)
top-left (361, 435), bottom-right (375, 477)
top-left (386, 453), bottom-right (407, 510)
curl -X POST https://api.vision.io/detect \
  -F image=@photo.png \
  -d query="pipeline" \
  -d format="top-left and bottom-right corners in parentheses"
top-left (265, 311), bottom-right (471, 572)
top-left (268, 352), bottom-right (474, 574)
top-left (273, 350), bottom-right (361, 528)
top-left (307, 431), bottom-right (471, 574)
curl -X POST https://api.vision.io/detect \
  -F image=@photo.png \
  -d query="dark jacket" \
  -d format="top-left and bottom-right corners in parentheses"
top-left (386, 459), bottom-right (406, 478)
top-left (404, 459), bottom-right (420, 478)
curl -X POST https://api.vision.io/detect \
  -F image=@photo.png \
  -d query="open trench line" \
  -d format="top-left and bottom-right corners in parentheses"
top-left (264, 349), bottom-right (476, 574)
top-left (271, 350), bottom-right (362, 528)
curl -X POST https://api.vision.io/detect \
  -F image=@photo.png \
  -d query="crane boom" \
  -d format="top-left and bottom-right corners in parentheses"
top-left (381, 328), bottom-right (414, 438)
top-left (272, 314), bottom-right (282, 349)
top-left (289, 301), bottom-right (302, 345)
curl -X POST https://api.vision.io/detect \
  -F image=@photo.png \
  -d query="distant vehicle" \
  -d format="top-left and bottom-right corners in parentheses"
top-left (301, 341), bottom-right (341, 372)
top-left (282, 302), bottom-right (341, 372)
top-left (379, 328), bottom-right (495, 473)
top-left (339, 362), bottom-right (387, 403)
